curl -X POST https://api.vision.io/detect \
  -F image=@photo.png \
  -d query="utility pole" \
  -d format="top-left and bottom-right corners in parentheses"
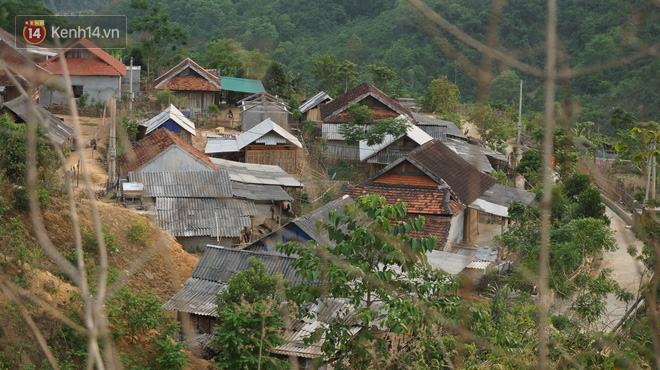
top-left (107, 98), bottom-right (117, 192)
top-left (516, 79), bottom-right (523, 145)
top-left (129, 57), bottom-right (134, 111)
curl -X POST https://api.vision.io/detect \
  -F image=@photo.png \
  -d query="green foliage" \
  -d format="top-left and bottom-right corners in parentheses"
top-left (128, 0), bottom-right (188, 78)
top-left (469, 103), bottom-right (516, 144)
top-left (75, 93), bottom-right (90, 108)
top-left (13, 185), bottom-right (50, 210)
top-left (489, 70), bottom-right (521, 105)
top-left (610, 106), bottom-right (636, 134)
top-left (492, 169), bottom-right (513, 187)
top-left (338, 103), bottom-right (410, 146)
top-left (128, 218), bottom-right (152, 247)
top-left (312, 54), bottom-right (340, 94)
top-left (563, 172), bottom-right (592, 200)
top-left (515, 149), bottom-right (543, 184)
top-left (423, 76), bottom-right (460, 114)
top-left (82, 226), bottom-right (119, 255)
top-left (368, 64), bottom-right (401, 98)
top-left (263, 61), bottom-right (289, 97)
top-left (0, 114), bottom-right (59, 185)
top-left (156, 89), bottom-right (186, 110)
top-left (328, 159), bottom-right (358, 182)
top-left (121, 116), bottom-right (140, 143)
top-left (107, 288), bottom-right (167, 342)
top-left (279, 195), bottom-right (457, 368)
top-left (634, 189), bottom-right (646, 203)
top-left (195, 38), bottom-right (246, 77)
top-left (206, 104), bottom-right (220, 114)
top-left (153, 322), bottom-right (190, 370)
top-left (212, 257), bottom-right (287, 369)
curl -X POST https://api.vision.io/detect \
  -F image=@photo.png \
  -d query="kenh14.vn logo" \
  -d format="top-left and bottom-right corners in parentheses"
top-left (23, 20), bottom-right (46, 44)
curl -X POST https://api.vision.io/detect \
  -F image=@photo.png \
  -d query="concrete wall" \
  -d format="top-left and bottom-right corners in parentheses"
top-left (447, 212), bottom-right (465, 250)
top-left (137, 146), bottom-right (214, 173)
top-left (40, 75), bottom-right (121, 107)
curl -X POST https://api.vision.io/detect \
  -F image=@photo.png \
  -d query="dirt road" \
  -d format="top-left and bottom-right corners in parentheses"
top-left (598, 206), bottom-right (646, 330)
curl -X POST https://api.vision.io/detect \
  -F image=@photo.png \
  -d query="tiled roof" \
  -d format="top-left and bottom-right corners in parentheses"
top-left (153, 58), bottom-right (221, 91)
top-left (407, 216), bottom-right (451, 249)
top-left (40, 38), bottom-right (126, 76)
top-left (407, 141), bottom-right (496, 205)
top-left (341, 184), bottom-right (453, 216)
top-left (118, 128), bottom-right (217, 173)
top-left (373, 173), bottom-right (440, 187)
top-left (320, 82), bottom-right (413, 123)
top-left (0, 40), bottom-right (51, 86)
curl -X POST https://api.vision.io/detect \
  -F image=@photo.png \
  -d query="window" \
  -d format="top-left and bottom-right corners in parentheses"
top-left (72, 85), bottom-right (83, 98)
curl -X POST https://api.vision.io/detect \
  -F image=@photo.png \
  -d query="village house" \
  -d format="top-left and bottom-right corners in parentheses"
top-left (0, 40), bottom-right (52, 103)
top-left (0, 27), bottom-right (55, 61)
top-left (205, 118), bottom-right (303, 174)
top-left (343, 140), bottom-right (533, 249)
top-left (0, 95), bottom-right (73, 146)
top-left (239, 91), bottom-right (290, 131)
top-left (153, 58), bottom-right (222, 118)
top-left (299, 91), bottom-right (332, 124)
top-left (138, 104), bottom-right (196, 144)
top-left (412, 112), bottom-right (467, 142)
top-left (39, 38), bottom-right (127, 106)
top-left (320, 82), bottom-right (414, 161)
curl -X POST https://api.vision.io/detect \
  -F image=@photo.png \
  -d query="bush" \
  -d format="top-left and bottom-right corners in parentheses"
top-left (153, 322), bottom-right (190, 370)
top-left (13, 185), bottom-right (50, 210)
top-left (76, 93), bottom-right (90, 107)
top-left (82, 226), bottom-right (119, 254)
top-left (634, 189), bottom-right (646, 203)
top-left (128, 218), bottom-right (152, 247)
top-left (206, 104), bottom-right (220, 114)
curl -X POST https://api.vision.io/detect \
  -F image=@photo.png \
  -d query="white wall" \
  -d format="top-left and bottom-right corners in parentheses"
top-left (446, 211), bottom-right (465, 251)
top-left (40, 75), bottom-right (121, 107)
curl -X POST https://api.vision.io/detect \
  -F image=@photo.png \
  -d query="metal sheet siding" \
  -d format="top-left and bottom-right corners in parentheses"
top-left (129, 171), bottom-right (232, 198)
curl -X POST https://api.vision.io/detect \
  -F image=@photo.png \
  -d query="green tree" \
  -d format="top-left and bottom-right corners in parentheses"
top-left (338, 103), bottom-right (410, 146)
top-left (368, 64), bottom-right (403, 98)
top-left (345, 34), bottom-right (364, 63)
top-left (279, 195), bottom-right (457, 368)
top-left (469, 103), bottom-right (517, 144)
top-left (128, 0), bottom-right (188, 80)
top-left (489, 70), bottom-right (521, 105)
top-left (311, 54), bottom-right (340, 94)
top-left (263, 61), bottom-right (289, 97)
top-left (338, 60), bottom-right (360, 94)
top-left (515, 149), bottom-right (543, 184)
top-left (610, 107), bottom-right (636, 134)
top-left (423, 77), bottom-right (460, 114)
top-left (211, 257), bottom-right (288, 370)
top-left (196, 38), bottom-right (246, 77)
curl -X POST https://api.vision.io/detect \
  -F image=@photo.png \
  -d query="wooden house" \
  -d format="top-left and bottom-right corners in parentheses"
top-left (0, 40), bottom-right (51, 103)
top-left (153, 58), bottom-right (222, 118)
top-left (239, 91), bottom-right (290, 131)
top-left (218, 75), bottom-right (265, 105)
top-left (299, 91), bottom-right (332, 124)
top-left (39, 38), bottom-right (126, 106)
top-left (319, 82), bottom-right (414, 161)
top-left (139, 104), bottom-right (196, 144)
top-left (205, 118), bottom-right (303, 174)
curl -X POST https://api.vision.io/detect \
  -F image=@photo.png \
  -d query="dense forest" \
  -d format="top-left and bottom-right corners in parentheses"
top-left (2, 0), bottom-right (660, 126)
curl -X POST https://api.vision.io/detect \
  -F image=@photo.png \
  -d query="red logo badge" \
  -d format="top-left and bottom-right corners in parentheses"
top-left (23, 20), bottom-right (46, 45)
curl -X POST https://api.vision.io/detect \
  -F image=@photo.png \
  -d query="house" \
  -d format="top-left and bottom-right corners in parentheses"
top-left (239, 91), bottom-right (290, 131)
top-left (127, 170), bottom-right (257, 250)
top-left (1, 95), bottom-right (73, 146)
top-left (153, 58), bottom-right (222, 118)
top-left (211, 158), bottom-right (302, 217)
top-left (442, 139), bottom-right (508, 173)
top-left (0, 27), bottom-right (55, 61)
top-left (359, 118), bottom-right (434, 175)
top-left (299, 91), bottom-right (332, 124)
top-left (163, 245), bottom-right (354, 368)
top-left (320, 82), bottom-right (414, 161)
top-left (205, 118), bottom-right (303, 174)
top-left (412, 113), bottom-right (466, 142)
top-left (244, 195), bottom-right (354, 253)
top-left (139, 104), bottom-right (196, 144)
top-left (39, 38), bottom-right (127, 106)
top-left (117, 127), bottom-right (217, 179)
top-left (121, 65), bottom-right (141, 98)
top-left (218, 75), bottom-right (265, 105)
top-left (0, 40), bottom-right (51, 102)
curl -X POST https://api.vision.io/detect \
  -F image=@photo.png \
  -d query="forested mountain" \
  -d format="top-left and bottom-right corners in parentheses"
top-left (17, 0), bottom-right (660, 125)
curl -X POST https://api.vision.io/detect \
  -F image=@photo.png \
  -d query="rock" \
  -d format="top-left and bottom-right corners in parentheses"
top-left (43, 279), bottom-right (55, 291)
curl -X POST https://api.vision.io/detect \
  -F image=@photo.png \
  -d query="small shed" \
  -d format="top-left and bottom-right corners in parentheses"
top-left (239, 91), bottom-right (290, 131)
top-left (140, 104), bottom-right (196, 144)
top-left (206, 118), bottom-right (303, 174)
top-left (299, 91), bottom-right (332, 123)
top-left (1, 95), bottom-right (73, 146)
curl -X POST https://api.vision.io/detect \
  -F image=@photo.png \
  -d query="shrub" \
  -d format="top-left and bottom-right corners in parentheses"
top-left (13, 185), bottom-right (50, 210)
top-left (76, 93), bottom-right (90, 107)
top-left (128, 218), bottom-right (152, 247)
top-left (153, 322), bottom-right (190, 370)
top-left (206, 104), bottom-right (220, 114)
top-left (82, 226), bottom-right (119, 254)
top-left (634, 189), bottom-right (646, 203)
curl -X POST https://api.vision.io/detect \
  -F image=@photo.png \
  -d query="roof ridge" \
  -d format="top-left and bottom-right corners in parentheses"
top-left (40, 38), bottom-right (126, 76)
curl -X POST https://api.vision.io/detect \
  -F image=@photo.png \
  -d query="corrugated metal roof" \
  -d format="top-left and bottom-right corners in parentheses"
top-left (219, 76), bottom-right (265, 94)
top-left (211, 158), bottom-right (302, 187)
top-left (192, 245), bottom-right (304, 285)
top-left (426, 250), bottom-right (474, 275)
top-left (476, 184), bottom-right (536, 208)
top-left (2, 95), bottom-right (74, 145)
top-left (206, 118), bottom-right (302, 154)
top-left (359, 117), bottom-right (433, 162)
top-left (143, 104), bottom-right (196, 136)
top-left (412, 113), bottom-right (466, 139)
top-left (466, 261), bottom-right (491, 270)
top-left (255, 132), bottom-right (288, 145)
top-left (231, 181), bottom-right (293, 202)
top-left (155, 197), bottom-right (256, 237)
top-left (128, 171), bottom-right (232, 198)
top-left (292, 195), bottom-right (355, 247)
top-left (162, 277), bottom-right (225, 316)
top-left (299, 91), bottom-right (332, 113)
top-left (442, 139), bottom-right (494, 173)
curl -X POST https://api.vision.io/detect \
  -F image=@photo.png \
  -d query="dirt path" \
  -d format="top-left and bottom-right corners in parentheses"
top-left (58, 114), bottom-right (110, 190)
top-left (598, 206), bottom-right (646, 330)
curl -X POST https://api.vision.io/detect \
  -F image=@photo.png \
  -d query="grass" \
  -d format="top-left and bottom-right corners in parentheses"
top-left (80, 122), bottom-right (98, 126)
